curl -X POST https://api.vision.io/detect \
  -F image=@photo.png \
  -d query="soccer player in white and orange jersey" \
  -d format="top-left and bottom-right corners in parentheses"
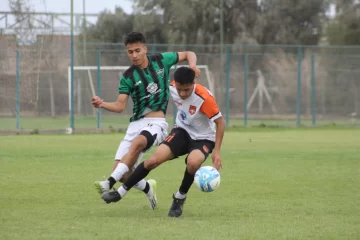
top-left (101, 67), bottom-right (225, 218)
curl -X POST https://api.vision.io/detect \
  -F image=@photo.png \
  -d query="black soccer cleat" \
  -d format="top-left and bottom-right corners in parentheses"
top-left (101, 191), bottom-right (121, 204)
top-left (168, 194), bottom-right (186, 217)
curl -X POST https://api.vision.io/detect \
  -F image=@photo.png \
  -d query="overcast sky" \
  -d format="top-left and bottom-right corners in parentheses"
top-left (1, 0), bottom-right (133, 14)
top-left (0, 0), bottom-right (133, 30)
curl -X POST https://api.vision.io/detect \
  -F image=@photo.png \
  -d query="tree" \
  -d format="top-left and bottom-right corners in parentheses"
top-left (8, 0), bottom-right (37, 44)
top-left (85, 7), bottom-right (133, 44)
top-left (132, 0), bottom-right (258, 46)
top-left (326, 0), bottom-right (360, 45)
top-left (131, 0), bottom-right (328, 46)
top-left (83, 0), bottom-right (329, 47)
top-left (255, 0), bottom-right (328, 45)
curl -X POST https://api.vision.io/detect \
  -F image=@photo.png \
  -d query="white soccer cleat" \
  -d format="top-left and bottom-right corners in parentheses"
top-left (146, 179), bottom-right (158, 210)
top-left (94, 180), bottom-right (110, 195)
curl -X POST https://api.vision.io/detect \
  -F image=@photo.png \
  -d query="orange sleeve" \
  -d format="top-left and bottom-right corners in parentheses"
top-left (200, 96), bottom-right (220, 119)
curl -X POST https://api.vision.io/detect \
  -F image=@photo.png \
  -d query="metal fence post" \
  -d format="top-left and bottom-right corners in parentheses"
top-left (244, 53), bottom-right (248, 127)
top-left (70, 0), bottom-right (75, 131)
top-left (153, 44), bottom-right (157, 55)
top-left (311, 54), bottom-right (316, 126)
top-left (297, 46), bottom-right (302, 127)
top-left (225, 45), bottom-right (231, 127)
top-left (16, 50), bottom-right (20, 130)
top-left (97, 50), bottom-right (101, 129)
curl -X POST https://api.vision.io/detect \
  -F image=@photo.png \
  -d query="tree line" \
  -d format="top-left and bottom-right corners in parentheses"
top-left (84, 0), bottom-right (360, 46)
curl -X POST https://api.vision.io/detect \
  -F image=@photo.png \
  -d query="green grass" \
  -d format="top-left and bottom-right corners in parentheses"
top-left (0, 115), bottom-right (359, 131)
top-left (0, 129), bottom-right (359, 239)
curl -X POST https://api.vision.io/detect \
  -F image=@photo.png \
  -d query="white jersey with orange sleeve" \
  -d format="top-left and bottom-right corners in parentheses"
top-left (170, 82), bottom-right (222, 142)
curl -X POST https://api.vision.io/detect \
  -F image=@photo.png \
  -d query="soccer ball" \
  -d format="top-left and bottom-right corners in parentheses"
top-left (194, 166), bottom-right (220, 192)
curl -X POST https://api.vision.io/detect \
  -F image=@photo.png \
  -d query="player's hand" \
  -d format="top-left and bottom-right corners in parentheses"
top-left (92, 96), bottom-right (103, 108)
top-left (211, 150), bottom-right (223, 170)
top-left (190, 65), bottom-right (200, 78)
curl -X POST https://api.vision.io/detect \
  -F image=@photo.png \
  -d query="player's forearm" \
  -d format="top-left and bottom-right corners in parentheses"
top-left (100, 102), bottom-right (124, 113)
top-left (185, 51), bottom-right (197, 67)
top-left (214, 117), bottom-right (225, 152)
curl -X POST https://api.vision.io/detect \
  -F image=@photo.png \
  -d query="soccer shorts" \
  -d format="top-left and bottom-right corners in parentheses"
top-left (114, 117), bottom-right (168, 169)
top-left (161, 127), bottom-right (215, 162)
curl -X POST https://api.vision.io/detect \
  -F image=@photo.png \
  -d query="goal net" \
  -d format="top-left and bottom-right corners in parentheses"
top-left (67, 65), bottom-right (214, 116)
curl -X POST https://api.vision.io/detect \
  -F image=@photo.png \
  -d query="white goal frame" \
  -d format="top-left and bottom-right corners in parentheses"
top-left (67, 65), bottom-right (214, 112)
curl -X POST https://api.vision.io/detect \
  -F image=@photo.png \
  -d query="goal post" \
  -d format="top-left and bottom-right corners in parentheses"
top-left (67, 66), bottom-right (128, 114)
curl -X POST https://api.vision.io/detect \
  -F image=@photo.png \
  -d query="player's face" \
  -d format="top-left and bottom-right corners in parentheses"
top-left (175, 82), bottom-right (195, 100)
top-left (126, 42), bottom-right (147, 67)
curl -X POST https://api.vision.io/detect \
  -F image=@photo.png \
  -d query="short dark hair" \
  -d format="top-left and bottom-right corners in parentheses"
top-left (174, 67), bottom-right (195, 85)
top-left (124, 32), bottom-right (146, 45)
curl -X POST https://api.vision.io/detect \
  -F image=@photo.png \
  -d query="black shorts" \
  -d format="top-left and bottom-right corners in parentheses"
top-left (161, 127), bottom-right (215, 162)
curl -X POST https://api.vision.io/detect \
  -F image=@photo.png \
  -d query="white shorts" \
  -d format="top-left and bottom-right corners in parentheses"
top-left (114, 118), bottom-right (168, 170)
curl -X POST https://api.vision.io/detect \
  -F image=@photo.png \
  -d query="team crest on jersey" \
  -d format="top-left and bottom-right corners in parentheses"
top-left (189, 105), bottom-right (197, 115)
top-left (156, 68), bottom-right (164, 78)
top-left (147, 82), bottom-right (158, 94)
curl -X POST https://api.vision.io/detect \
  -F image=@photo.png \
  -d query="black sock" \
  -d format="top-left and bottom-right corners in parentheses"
top-left (107, 177), bottom-right (117, 189)
top-left (123, 162), bottom-right (150, 191)
top-left (179, 168), bottom-right (195, 195)
top-left (143, 182), bottom-right (150, 194)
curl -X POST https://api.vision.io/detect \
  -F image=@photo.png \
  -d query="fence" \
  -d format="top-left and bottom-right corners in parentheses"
top-left (0, 42), bottom-right (359, 132)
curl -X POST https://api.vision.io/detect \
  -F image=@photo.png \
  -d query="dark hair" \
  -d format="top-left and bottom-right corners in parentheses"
top-left (174, 67), bottom-right (195, 85)
top-left (124, 32), bottom-right (146, 45)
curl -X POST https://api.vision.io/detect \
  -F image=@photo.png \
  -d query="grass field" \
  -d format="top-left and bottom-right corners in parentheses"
top-left (0, 128), bottom-right (359, 239)
top-left (0, 115), bottom-right (359, 131)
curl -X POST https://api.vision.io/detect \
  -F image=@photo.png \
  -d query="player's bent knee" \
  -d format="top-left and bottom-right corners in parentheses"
top-left (186, 159), bottom-right (203, 173)
top-left (139, 130), bottom-right (157, 151)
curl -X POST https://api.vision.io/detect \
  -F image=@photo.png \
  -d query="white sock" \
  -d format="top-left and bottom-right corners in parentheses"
top-left (117, 186), bottom-right (128, 198)
top-left (110, 163), bottom-right (129, 182)
top-left (134, 179), bottom-right (147, 191)
top-left (175, 191), bottom-right (186, 199)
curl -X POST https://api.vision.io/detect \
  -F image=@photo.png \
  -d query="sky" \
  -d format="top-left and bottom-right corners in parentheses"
top-left (0, 0), bottom-right (134, 31)
top-left (1, 0), bottom-right (133, 14)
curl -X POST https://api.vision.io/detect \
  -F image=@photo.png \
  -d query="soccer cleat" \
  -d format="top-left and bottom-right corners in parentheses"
top-left (145, 179), bottom-right (158, 210)
top-left (101, 191), bottom-right (121, 204)
top-left (168, 194), bottom-right (186, 217)
top-left (94, 180), bottom-right (110, 195)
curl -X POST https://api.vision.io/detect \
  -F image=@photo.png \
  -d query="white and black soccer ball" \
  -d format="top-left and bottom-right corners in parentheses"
top-left (194, 166), bottom-right (220, 192)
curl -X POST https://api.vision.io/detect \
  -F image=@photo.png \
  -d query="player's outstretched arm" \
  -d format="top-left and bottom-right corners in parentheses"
top-left (91, 94), bottom-right (129, 113)
top-left (177, 51), bottom-right (200, 78)
top-left (212, 116), bottom-right (225, 170)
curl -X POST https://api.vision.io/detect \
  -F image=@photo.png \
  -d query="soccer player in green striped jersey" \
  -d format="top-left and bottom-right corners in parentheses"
top-left (92, 32), bottom-right (200, 209)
